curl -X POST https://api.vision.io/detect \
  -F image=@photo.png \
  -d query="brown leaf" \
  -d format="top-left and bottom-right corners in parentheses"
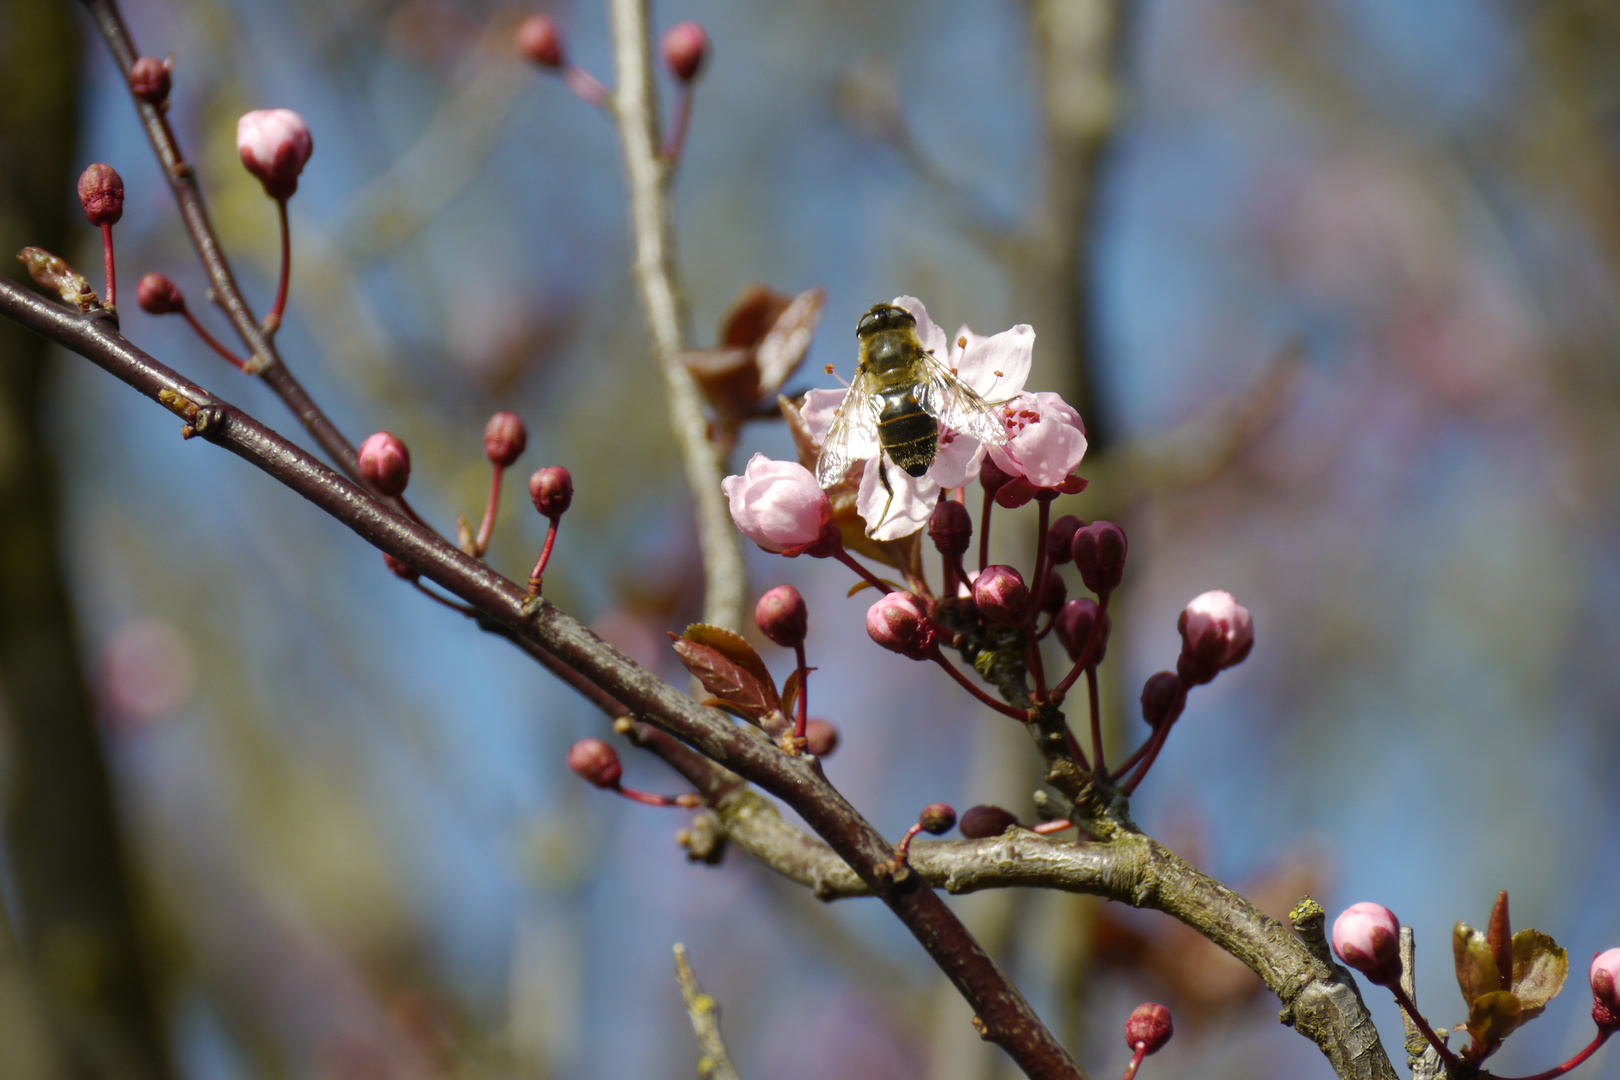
top-left (671, 636), bottom-right (779, 721)
top-left (755, 286), bottom-right (826, 397)
top-left (1510, 929), bottom-right (1568, 1012)
top-left (681, 624), bottom-right (777, 692)
top-left (720, 283), bottom-right (792, 349)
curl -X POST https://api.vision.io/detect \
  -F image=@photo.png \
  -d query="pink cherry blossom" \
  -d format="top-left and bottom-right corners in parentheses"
top-left (988, 391), bottom-right (1088, 489)
top-left (237, 109), bottom-right (314, 200)
top-left (865, 591), bottom-right (937, 660)
top-left (1176, 589), bottom-right (1255, 684)
top-left (1331, 902), bottom-right (1401, 986)
top-left (722, 454), bottom-right (832, 553)
top-left (803, 296), bottom-right (1035, 541)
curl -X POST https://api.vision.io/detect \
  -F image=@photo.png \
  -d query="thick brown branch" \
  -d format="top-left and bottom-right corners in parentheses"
top-left (0, 281), bottom-right (1083, 1080)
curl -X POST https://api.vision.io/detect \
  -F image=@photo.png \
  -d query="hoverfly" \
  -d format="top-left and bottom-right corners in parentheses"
top-left (815, 303), bottom-right (1009, 528)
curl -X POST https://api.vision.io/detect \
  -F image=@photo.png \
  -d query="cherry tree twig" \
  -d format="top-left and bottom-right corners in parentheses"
top-left (606, 0), bottom-right (748, 632)
top-left (0, 279), bottom-right (1083, 1080)
top-left (673, 943), bottom-right (743, 1080)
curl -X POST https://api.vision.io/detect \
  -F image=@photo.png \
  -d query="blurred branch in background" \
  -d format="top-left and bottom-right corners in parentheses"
top-left (0, 3), bottom-right (171, 1077)
top-left (673, 943), bottom-right (743, 1080)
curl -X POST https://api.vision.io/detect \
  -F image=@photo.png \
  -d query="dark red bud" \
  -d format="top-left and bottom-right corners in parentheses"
top-left (1072, 520), bottom-right (1127, 596)
top-left (567, 737), bottom-right (622, 788)
top-left (516, 15), bottom-right (566, 67)
top-left (382, 553), bottom-right (419, 581)
top-left (979, 456), bottom-right (1012, 499)
top-left (1055, 598), bottom-right (1110, 664)
top-left (754, 584), bottom-right (808, 648)
top-left (528, 466), bottom-right (573, 519)
top-left (958, 804), bottom-right (1019, 839)
top-left (660, 21), bottom-right (709, 82)
top-left (78, 163), bottom-right (124, 227)
top-left (804, 718), bottom-right (839, 757)
top-left (1046, 515), bottom-right (1083, 565)
top-left (928, 499), bottom-right (972, 559)
top-left (136, 272), bottom-right (184, 315)
top-left (129, 56), bottom-right (172, 105)
top-left (917, 803), bottom-right (956, 835)
top-left (1124, 1003), bottom-right (1173, 1055)
top-left (483, 410), bottom-right (528, 468)
top-left (358, 431), bottom-right (411, 497)
top-left (974, 565), bottom-right (1028, 625)
top-left (1040, 574), bottom-right (1068, 615)
top-left (1139, 671), bottom-right (1181, 729)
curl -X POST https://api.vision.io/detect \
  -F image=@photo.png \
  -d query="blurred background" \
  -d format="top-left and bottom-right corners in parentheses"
top-left (3, 0), bottom-right (1620, 1077)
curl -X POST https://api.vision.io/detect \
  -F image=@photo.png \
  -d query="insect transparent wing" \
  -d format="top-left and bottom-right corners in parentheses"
top-left (917, 354), bottom-right (1009, 447)
top-left (814, 370), bottom-right (882, 487)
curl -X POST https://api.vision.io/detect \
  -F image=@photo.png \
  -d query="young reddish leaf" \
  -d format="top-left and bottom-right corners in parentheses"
top-left (755, 286), bottom-right (826, 397)
top-left (681, 623), bottom-right (778, 697)
top-left (1487, 890), bottom-right (1513, 994)
top-left (670, 635), bottom-right (779, 720)
top-left (781, 668), bottom-right (801, 719)
top-left (1454, 922), bottom-right (1501, 1011)
top-left (1510, 929), bottom-right (1568, 1012)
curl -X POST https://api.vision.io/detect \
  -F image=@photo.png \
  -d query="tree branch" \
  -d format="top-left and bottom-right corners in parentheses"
top-left (673, 944), bottom-right (743, 1080)
top-left (605, 0), bottom-right (748, 632)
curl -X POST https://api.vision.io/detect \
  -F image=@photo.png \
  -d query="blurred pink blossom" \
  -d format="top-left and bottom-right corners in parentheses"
top-left (721, 454), bottom-right (832, 553)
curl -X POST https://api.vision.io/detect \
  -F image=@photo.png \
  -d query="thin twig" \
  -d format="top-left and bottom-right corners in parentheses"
top-left (605, 0), bottom-right (747, 632)
top-left (673, 944), bottom-right (743, 1080)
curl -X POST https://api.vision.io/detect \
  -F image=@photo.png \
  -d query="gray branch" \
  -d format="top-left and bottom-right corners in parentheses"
top-left (673, 944), bottom-right (743, 1080)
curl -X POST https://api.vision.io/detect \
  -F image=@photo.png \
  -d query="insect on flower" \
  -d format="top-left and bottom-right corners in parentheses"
top-left (816, 303), bottom-right (1009, 529)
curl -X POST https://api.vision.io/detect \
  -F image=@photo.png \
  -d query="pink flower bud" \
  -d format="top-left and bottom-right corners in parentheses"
top-left (1138, 671), bottom-right (1181, 729)
top-left (1176, 589), bottom-right (1254, 685)
top-left (1591, 950), bottom-right (1620, 1030)
top-left (959, 804), bottom-right (1019, 839)
top-left (129, 56), bottom-right (171, 105)
top-left (804, 718), bottom-right (839, 758)
top-left (1071, 520), bottom-right (1126, 596)
top-left (754, 584), bottom-right (807, 648)
top-left (358, 431), bottom-right (411, 497)
top-left (1054, 598), bottom-right (1110, 663)
top-left (515, 15), bottom-right (566, 68)
top-left (918, 803), bottom-right (956, 835)
top-left (721, 454), bottom-right (833, 555)
top-left (660, 21), bottom-right (709, 82)
top-left (78, 164), bottom-right (124, 227)
top-left (136, 272), bottom-right (184, 315)
top-left (482, 411), bottom-right (527, 468)
top-left (1046, 514), bottom-right (1082, 565)
top-left (1331, 902), bottom-right (1402, 987)
top-left (382, 553), bottom-right (419, 581)
top-left (236, 109), bottom-right (314, 200)
top-left (1124, 1003), bottom-right (1173, 1055)
top-left (529, 466), bottom-right (574, 519)
top-left (973, 565), bottom-right (1028, 625)
top-left (928, 500), bottom-right (972, 559)
top-left (866, 591), bottom-right (937, 661)
top-left (567, 737), bottom-right (622, 788)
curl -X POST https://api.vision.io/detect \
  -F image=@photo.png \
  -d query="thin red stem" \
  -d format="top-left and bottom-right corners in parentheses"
top-left (1029, 497), bottom-right (1052, 618)
top-left (613, 784), bottom-right (700, 808)
top-left (833, 548), bottom-right (894, 596)
top-left (1120, 1047), bottom-right (1148, 1080)
top-left (1025, 626), bottom-right (1049, 701)
top-left (100, 223), bottom-right (117, 310)
top-left (265, 197), bottom-right (290, 334)
top-left (1052, 592), bottom-right (1110, 697)
top-left (527, 520), bottom-right (560, 594)
top-left (1063, 724), bottom-right (1091, 771)
top-left (1119, 692), bottom-right (1186, 793)
top-left (793, 641), bottom-right (808, 742)
top-left (1491, 1029), bottom-right (1612, 1080)
top-left (1387, 983), bottom-right (1463, 1072)
top-left (562, 65), bottom-right (610, 107)
top-left (473, 464), bottom-right (504, 557)
top-left (1086, 665), bottom-right (1106, 774)
top-left (928, 648), bottom-right (1029, 722)
top-left (411, 579), bottom-right (475, 616)
top-left (663, 83), bottom-right (694, 164)
top-left (1110, 738), bottom-right (1150, 781)
top-left (893, 821), bottom-right (924, 865)
top-left (178, 307), bottom-right (248, 370)
top-left (978, 486), bottom-right (993, 573)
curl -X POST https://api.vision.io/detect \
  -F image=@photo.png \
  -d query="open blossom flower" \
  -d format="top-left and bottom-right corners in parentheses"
top-left (722, 454), bottom-right (832, 553)
top-left (989, 391), bottom-right (1088, 491)
top-left (803, 296), bottom-right (1034, 541)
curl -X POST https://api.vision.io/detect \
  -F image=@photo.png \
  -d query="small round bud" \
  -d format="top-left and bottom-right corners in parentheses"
top-left (973, 565), bottom-right (1028, 625)
top-left (917, 803), bottom-right (956, 835)
top-left (1176, 589), bottom-right (1254, 685)
top-left (78, 164), bottom-right (124, 227)
top-left (660, 21), bottom-right (709, 83)
top-left (1591, 950), bottom-right (1620, 1030)
top-left (754, 584), bottom-right (807, 648)
top-left (528, 466), bottom-right (573, 519)
top-left (515, 15), bottom-right (566, 67)
top-left (129, 56), bottom-right (171, 105)
top-left (959, 804), bottom-right (1020, 839)
top-left (866, 591), bottom-right (937, 661)
top-left (1046, 515), bottom-right (1083, 565)
top-left (1139, 671), bottom-right (1181, 730)
top-left (979, 456), bottom-right (1012, 500)
top-left (382, 553), bottom-right (418, 581)
top-left (1124, 1003), bottom-right (1173, 1055)
top-left (567, 737), bottom-right (622, 788)
top-left (1071, 520), bottom-right (1127, 596)
top-left (482, 411), bottom-right (528, 468)
top-left (136, 272), bottom-right (184, 315)
top-left (1054, 598), bottom-right (1110, 664)
top-left (358, 431), bottom-right (411, 497)
top-left (928, 500), bottom-right (972, 560)
top-left (236, 108), bottom-right (314, 200)
top-left (1040, 574), bottom-right (1068, 615)
top-left (804, 719), bottom-right (839, 758)
top-left (1331, 902), bottom-right (1402, 987)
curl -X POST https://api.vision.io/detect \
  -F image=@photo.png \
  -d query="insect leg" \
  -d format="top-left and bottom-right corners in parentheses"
top-left (874, 457), bottom-right (896, 533)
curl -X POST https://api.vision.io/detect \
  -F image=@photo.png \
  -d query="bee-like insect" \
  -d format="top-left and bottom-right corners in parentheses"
top-left (816, 303), bottom-right (1009, 528)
